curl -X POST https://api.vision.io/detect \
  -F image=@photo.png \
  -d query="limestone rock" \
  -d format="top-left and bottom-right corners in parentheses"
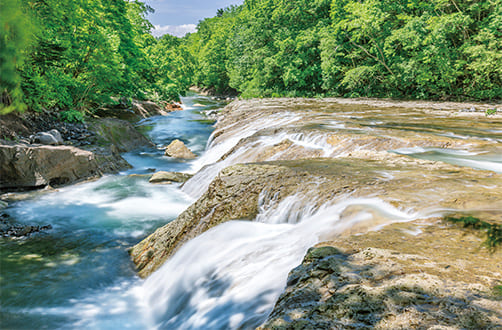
top-left (131, 157), bottom-right (502, 278)
top-left (130, 163), bottom-right (303, 278)
top-left (164, 139), bottom-right (196, 159)
top-left (0, 144), bottom-right (101, 190)
top-left (149, 171), bottom-right (193, 184)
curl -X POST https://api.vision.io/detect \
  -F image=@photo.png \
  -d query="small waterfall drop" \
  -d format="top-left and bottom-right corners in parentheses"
top-left (139, 195), bottom-right (419, 329)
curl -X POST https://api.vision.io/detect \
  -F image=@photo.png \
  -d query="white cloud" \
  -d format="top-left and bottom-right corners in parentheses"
top-left (152, 24), bottom-right (197, 38)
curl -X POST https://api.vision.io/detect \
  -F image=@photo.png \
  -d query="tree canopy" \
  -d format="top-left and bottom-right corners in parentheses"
top-left (185, 0), bottom-right (502, 100)
top-left (0, 0), bottom-right (189, 115)
top-left (1, 0), bottom-right (500, 116)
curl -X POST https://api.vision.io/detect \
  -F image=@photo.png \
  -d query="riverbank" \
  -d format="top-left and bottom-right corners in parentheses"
top-left (0, 99), bottom-right (184, 240)
top-left (131, 97), bottom-right (501, 328)
top-left (0, 100), bottom-right (183, 192)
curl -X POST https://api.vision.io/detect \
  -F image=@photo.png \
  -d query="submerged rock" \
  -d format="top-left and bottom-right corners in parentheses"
top-left (0, 213), bottom-right (52, 238)
top-left (164, 139), bottom-right (196, 159)
top-left (149, 171), bottom-right (193, 184)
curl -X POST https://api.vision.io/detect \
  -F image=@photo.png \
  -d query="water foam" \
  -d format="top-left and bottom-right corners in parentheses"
top-left (392, 147), bottom-right (502, 173)
top-left (139, 195), bottom-right (419, 329)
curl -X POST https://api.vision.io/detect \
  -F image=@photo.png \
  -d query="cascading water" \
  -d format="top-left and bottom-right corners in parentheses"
top-left (0, 94), bottom-right (224, 329)
top-left (2, 96), bottom-right (501, 329)
top-left (139, 195), bottom-right (420, 329)
top-left (392, 147), bottom-right (502, 173)
top-left (183, 113), bottom-right (302, 198)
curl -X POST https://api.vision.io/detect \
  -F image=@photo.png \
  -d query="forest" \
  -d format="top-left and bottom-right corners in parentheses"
top-left (1, 0), bottom-right (501, 117)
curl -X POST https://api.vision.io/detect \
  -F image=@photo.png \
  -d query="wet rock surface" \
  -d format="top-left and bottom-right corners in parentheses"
top-left (131, 97), bottom-right (501, 328)
top-left (131, 158), bottom-right (502, 278)
top-left (149, 171), bottom-right (193, 184)
top-left (164, 139), bottom-right (196, 159)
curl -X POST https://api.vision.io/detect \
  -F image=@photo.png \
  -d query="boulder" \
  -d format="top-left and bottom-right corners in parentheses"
top-left (149, 171), bottom-right (193, 184)
top-left (0, 143), bottom-right (101, 190)
top-left (164, 139), bottom-right (196, 159)
top-left (30, 129), bottom-right (64, 145)
top-left (88, 118), bottom-right (154, 152)
top-left (48, 129), bottom-right (64, 144)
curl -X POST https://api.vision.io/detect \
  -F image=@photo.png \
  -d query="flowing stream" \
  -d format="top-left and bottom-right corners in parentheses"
top-left (1, 96), bottom-right (501, 329)
top-left (0, 94), bottom-right (224, 329)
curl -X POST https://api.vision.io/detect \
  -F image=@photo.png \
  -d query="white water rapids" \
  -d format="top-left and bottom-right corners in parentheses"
top-left (139, 196), bottom-right (420, 329)
top-left (132, 102), bottom-right (500, 328)
top-left (3, 96), bottom-right (500, 329)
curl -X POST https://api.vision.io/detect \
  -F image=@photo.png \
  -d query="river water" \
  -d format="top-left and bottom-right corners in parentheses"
top-left (0, 94), bottom-right (225, 329)
top-left (1, 96), bottom-right (501, 329)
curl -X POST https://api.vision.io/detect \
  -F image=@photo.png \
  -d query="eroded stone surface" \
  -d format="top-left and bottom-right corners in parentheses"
top-left (131, 158), bottom-right (502, 278)
top-left (0, 144), bottom-right (101, 190)
top-left (130, 98), bottom-right (502, 328)
top-left (149, 171), bottom-right (193, 184)
top-left (260, 220), bottom-right (502, 329)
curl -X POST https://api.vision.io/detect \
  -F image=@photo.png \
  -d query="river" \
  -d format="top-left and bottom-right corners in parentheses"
top-left (1, 96), bottom-right (501, 329)
top-left (0, 94), bottom-right (226, 329)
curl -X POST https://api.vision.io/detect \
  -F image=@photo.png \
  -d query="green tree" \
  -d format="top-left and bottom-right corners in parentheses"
top-left (147, 34), bottom-right (195, 101)
top-left (0, 0), bottom-right (32, 113)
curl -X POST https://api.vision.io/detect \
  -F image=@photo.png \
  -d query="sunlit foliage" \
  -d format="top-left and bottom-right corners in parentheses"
top-left (184, 0), bottom-right (502, 101)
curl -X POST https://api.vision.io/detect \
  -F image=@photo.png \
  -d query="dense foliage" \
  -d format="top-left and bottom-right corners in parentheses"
top-left (1, 0), bottom-right (500, 115)
top-left (186, 0), bottom-right (502, 100)
top-left (0, 0), bottom-right (188, 115)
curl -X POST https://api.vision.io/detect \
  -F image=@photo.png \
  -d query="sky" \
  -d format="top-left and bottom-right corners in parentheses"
top-left (143, 0), bottom-right (243, 37)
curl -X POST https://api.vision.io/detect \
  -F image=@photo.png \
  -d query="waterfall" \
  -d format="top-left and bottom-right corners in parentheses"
top-left (139, 195), bottom-right (419, 329)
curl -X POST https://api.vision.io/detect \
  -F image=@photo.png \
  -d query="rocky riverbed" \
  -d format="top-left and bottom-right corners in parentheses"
top-left (2, 96), bottom-right (500, 328)
top-left (131, 98), bottom-right (502, 328)
top-left (0, 100), bottom-right (181, 238)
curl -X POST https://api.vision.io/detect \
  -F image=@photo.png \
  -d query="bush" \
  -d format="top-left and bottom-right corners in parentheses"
top-left (60, 110), bottom-right (84, 123)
